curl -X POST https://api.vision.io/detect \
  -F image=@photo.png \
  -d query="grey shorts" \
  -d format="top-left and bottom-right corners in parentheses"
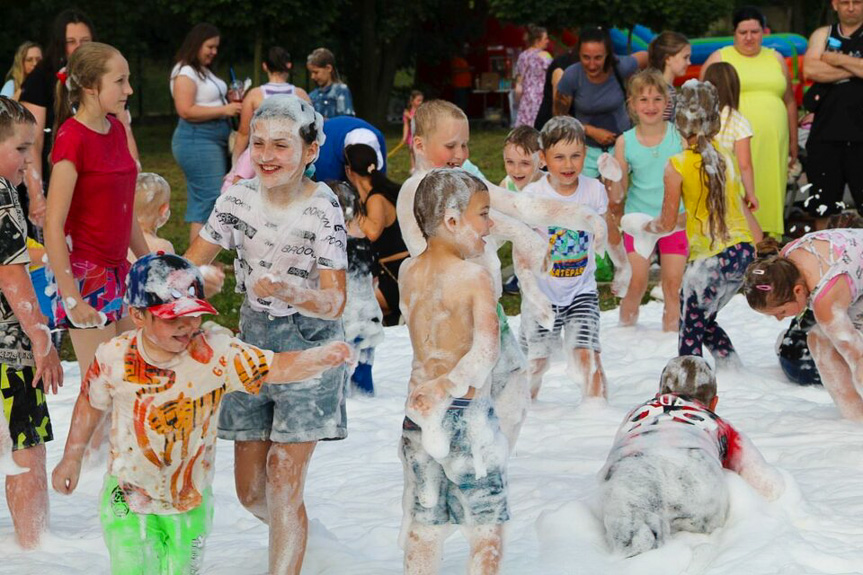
top-left (400, 397), bottom-right (510, 526)
top-left (490, 309), bottom-right (526, 400)
top-left (519, 292), bottom-right (601, 360)
top-left (218, 303), bottom-right (348, 443)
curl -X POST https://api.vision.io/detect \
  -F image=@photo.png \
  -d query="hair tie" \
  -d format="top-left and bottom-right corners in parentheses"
top-left (751, 269), bottom-right (765, 275)
top-left (755, 284), bottom-right (772, 291)
top-left (367, 165), bottom-right (375, 175)
top-left (56, 67), bottom-right (68, 85)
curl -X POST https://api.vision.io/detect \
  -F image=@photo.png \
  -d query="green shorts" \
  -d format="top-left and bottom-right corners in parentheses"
top-left (100, 475), bottom-right (213, 575)
top-left (1, 363), bottom-right (52, 450)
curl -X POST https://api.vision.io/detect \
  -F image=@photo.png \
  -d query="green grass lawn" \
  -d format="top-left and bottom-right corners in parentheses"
top-left (134, 121), bottom-right (625, 330)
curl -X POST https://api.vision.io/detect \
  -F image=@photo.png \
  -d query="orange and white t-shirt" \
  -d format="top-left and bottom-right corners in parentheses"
top-left (84, 326), bottom-right (274, 515)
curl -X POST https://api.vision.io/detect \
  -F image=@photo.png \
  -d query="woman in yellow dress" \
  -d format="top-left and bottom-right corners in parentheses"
top-left (702, 6), bottom-right (798, 237)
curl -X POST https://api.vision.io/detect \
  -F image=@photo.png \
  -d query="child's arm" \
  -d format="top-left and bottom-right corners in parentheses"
top-left (0, 265), bottom-right (63, 393)
top-left (402, 111), bottom-right (410, 144)
top-left (724, 427), bottom-right (785, 501)
top-left (233, 89), bottom-right (258, 164)
top-left (254, 268), bottom-right (346, 319)
top-left (266, 341), bottom-right (353, 384)
top-left (128, 213), bottom-right (150, 260)
top-left (645, 162), bottom-right (683, 234)
top-left (356, 195), bottom-right (389, 242)
top-left (184, 236), bottom-right (226, 297)
top-left (812, 279), bottom-right (863, 392)
top-left (608, 135), bottom-right (628, 207)
top-left (52, 388), bottom-right (105, 494)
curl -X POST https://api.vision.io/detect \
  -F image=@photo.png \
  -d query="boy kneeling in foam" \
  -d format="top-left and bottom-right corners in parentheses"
top-left (599, 356), bottom-right (784, 557)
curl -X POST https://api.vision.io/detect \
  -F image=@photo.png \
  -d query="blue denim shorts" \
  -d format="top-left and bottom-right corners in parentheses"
top-left (171, 118), bottom-right (230, 223)
top-left (218, 304), bottom-right (348, 443)
top-left (400, 397), bottom-right (510, 526)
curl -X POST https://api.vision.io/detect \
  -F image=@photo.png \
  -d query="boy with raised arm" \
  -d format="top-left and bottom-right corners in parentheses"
top-left (399, 169), bottom-right (509, 575)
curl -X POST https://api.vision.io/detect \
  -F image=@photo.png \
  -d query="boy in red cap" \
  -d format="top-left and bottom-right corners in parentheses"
top-left (52, 253), bottom-right (351, 574)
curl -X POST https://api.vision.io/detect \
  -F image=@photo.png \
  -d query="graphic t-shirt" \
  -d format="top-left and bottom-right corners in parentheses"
top-left (0, 177), bottom-right (33, 369)
top-left (85, 327), bottom-right (274, 514)
top-left (522, 174), bottom-right (608, 305)
top-left (201, 180), bottom-right (348, 316)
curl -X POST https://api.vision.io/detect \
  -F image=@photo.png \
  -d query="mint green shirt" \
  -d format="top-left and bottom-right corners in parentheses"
top-left (622, 124), bottom-right (683, 217)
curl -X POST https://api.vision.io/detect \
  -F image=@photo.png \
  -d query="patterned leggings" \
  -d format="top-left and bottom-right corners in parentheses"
top-left (679, 243), bottom-right (755, 358)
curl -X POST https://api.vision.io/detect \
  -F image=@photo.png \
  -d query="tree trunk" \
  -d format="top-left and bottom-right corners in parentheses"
top-left (253, 31), bottom-right (263, 87)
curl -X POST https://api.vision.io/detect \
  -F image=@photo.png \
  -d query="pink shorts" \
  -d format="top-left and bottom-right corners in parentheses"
top-left (52, 256), bottom-right (130, 329)
top-left (623, 229), bottom-right (688, 257)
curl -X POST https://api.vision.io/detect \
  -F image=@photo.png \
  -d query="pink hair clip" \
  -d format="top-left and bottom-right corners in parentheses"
top-left (755, 284), bottom-right (772, 291)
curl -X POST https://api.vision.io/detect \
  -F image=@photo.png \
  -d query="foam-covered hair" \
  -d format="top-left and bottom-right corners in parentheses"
top-left (414, 168), bottom-right (487, 239)
top-left (251, 94), bottom-right (325, 162)
top-left (659, 356), bottom-right (717, 406)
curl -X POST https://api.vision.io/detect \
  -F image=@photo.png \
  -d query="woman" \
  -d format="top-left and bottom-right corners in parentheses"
top-left (701, 6), bottom-right (797, 238)
top-left (343, 143), bottom-right (406, 324)
top-left (552, 26), bottom-right (648, 178)
top-left (744, 231), bottom-right (863, 420)
top-left (171, 23), bottom-right (242, 244)
top-left (232, 46), bottom-right (310, 164)
top-left (306, 47), bottom-right (354, 119)
top-left (20, 9), bottom-right (94, 226)
top-left (2, 42), bottom-right (42, 100)
top-left (514, 24), bottom-right (552, 128)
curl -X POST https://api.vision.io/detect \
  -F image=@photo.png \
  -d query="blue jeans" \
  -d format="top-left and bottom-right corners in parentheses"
top-left (171, 118), bottom-right (230, 223)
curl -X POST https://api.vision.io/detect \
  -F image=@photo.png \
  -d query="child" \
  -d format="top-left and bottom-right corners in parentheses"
top-left (642, 80), bottom-right (755, 364)
top-left (520, 116), bottom-right (608, 401)
top-left (44, 42), bottom-right (148, 382)
top-left (499, 125), bottom-right (543, 192)
top-left (402, 89), bottom-right (424, 173)
top-left (743, 231), bottom-right (863, 420)
top-left (51, 252), bottom-right (351, 574)
top-left (647, 31), bottom-right (691, 121)
top-left (611, 69), bottom-right (686, 331)
top-left (185, 94), bottom-right (347, 574)
top-left (703, 62), bottom-right (762, 243)
top-left (600, 356), bottom-right (784, 557)
top-left (0, 96), bottom-right (63, 548)
top-left (328, 179), bottom-right (383, 395)
top-left (134, 172), bottom-right (175, 255)
top-left (306, 47), bottom-right (354, 119)
top-left (399, 168), bottom-right (509, 574)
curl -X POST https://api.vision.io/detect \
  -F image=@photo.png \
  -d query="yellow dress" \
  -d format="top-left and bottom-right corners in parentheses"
top-left (720, 46), bottom-right (788, 236)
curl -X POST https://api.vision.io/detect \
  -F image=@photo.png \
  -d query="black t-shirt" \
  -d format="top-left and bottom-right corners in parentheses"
top-left (534, 51), bottom-right (579, 130)
top-left (19, 63), bottom-right (57, 181)
top-left (809, 24), bottom-right (863, 143)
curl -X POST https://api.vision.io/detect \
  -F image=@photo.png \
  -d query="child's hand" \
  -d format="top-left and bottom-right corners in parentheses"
top-left (744, 193), bottom-right (759, 212)
top-left (255, 275), bottom-right (298, 303)
top-left (65, 299), bottom-right (107, 329)
top-left (34, 346), bottom-right (63, 395)
top-left (408, 378), bottom-right (450, 417)
top-left (320, 341), bottom-right (355, 368)
top-left (200, 265), bottom-right (225, 298)
top-left (52, 456), bottom-right (82, 495)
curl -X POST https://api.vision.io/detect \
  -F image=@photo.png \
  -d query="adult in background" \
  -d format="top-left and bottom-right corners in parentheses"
top-left (343, 143), bottom-right (407, 325)
top-left (702, 6), bottom-right (797, 238)
top-left (534, 44), bottom-right (579, 130)
top-left (802, 0), bottom-right (863, 228)
top-left (314, 116), bottom-right (386, 182)
top-left (171, 23), bottom-right (242, 244)
top-left (232, 46), bottom-right (310, 164)
top-left (514, 24), bottom-right (552, 127)
top-left (307, 48), bottom-right (354, 119)
top-left (553, 26), bottom-right (647, 177)
top-left (2, 42), bottom-right (42, 100)
top-left (20, 9), bottom-right (94, 227)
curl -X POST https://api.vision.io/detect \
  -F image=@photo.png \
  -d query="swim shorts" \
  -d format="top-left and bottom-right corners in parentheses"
top-left (519, 291), bottom-right (601, 359)
top-left (0, 363), bottom-right (52, 450)
top-left (53, 256), bottom-right (130, 328)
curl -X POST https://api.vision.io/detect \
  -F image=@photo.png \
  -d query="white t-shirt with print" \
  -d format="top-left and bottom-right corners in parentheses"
top-left (201, 179), bottom-right (348, 316)
top-left (169, 63), bottom-right (226, 107)
top-left (86, 327), bottom-right (275, 515)
top-left (522, 174), bottom-right (608, 305)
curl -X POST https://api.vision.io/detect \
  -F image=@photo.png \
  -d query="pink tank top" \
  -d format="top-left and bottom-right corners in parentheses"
top-left (783, 229), bottom-right (863, 308)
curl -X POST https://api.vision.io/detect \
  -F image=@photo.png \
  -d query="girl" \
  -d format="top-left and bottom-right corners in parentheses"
top-left (2, 42), bottom-right (42, 100)
top-left (648, 31), bottom-right (691, 121)
top-left (401, 89), bottom-right (423, 173)
top-left (344, 142), bottom-right (407, 324)
top-left (171, 23), bottom-right (242, 244)
top-left (703, 62), bottom-right (762, 243)
top-left (185, 95), bottom-right (347, 575)
top-left (612, 69), bottom-right (686, 331)
top-left (233, 46), bottom-right (310, 164)
top-left (642, 81), bottom-right (754, 364)
top-left (45, 42), bottom-right (147, 380)
top-left (307, 47), bottom-right (354, 119)
top-left (744, 230), bottom-right (863, 420)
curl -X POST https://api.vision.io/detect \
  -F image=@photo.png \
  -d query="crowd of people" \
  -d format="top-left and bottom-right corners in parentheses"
top-left (0, 2), bottom-right (861, 573)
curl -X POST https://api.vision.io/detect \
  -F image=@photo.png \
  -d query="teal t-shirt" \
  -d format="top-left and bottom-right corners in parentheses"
top-left (622, 124), bottom-right (684, 217)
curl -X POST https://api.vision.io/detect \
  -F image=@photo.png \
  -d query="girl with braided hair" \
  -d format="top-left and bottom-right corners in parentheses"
top-left (639, 80), bottom-right (754, 363)
top-left (744, 230), bottom-right (863, 420)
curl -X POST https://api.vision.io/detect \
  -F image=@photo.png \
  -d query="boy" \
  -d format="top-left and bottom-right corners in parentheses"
top-left (520, 116), bottom-right (608, 401)
top-left (133, 172), bottom-right (175, 255)
top-left (399, 169), bottom-right (509, 575)
top-left (499, 125), bottom-right (543, 192)
top-left (0, 97), bottom-right (63, 548)
top-left (600, 356), bottom-right (785, 556)
top-left (52, 253), bottom-right (351, 574)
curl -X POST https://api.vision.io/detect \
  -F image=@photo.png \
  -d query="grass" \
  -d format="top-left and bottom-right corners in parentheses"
top-left (133, 120), bottom-right (627, 330)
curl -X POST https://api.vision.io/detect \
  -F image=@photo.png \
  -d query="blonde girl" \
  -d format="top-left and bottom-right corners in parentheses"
top-left (45, 42), bottom-right (147, 379)
top-left (643, 80), bottom-right (754, 364)
top-left (612, 69), bottom-right (686, 331)
top-left (648, 31), bottom-right (691, 121)
top-left (2, 42), bottom-right (42, 100)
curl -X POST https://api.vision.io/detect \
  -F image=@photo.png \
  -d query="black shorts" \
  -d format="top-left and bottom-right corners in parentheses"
top-left (805, 140), bottom-right (863, 217)
top-left (1, 364), bottom-right (53, 450)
